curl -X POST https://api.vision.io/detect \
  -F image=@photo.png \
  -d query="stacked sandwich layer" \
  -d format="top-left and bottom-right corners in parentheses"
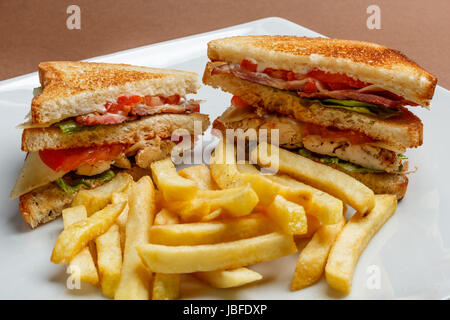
top-left (11, 61), bottom-right (210, 228)
top-left (204, 36), bottom-right (437, 200)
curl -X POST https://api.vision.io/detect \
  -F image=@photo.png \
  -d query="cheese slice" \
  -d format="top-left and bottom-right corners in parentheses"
top-left (218, 105), bottom-right (258, 123)
top-left (10, 152), bottom-right (67, 199)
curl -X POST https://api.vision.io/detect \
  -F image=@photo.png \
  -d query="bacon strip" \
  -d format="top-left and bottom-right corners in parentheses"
top-left (75, 101), bottom-right (200, 126)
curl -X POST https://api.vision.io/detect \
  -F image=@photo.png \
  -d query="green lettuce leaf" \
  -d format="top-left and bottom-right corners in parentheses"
top-left (309, 99), bottom-right (401, 119)
top-left (56, 169), bottom-right (116, 195)
top-left (54, 120), bottom-right (85, 135)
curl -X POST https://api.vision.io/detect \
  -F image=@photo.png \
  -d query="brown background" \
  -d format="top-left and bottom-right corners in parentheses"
top-left (1, 0), bottom-right (449, 88)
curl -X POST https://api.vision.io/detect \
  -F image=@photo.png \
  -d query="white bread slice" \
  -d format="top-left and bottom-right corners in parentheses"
top-left (22, 113), bottom-right (210, 152)
top-left (207, 36), bottom-right (437, 107)
top-left (203, 62), bottom-right (422, 149)
top-left (32, 61), bottom-right (201, 124)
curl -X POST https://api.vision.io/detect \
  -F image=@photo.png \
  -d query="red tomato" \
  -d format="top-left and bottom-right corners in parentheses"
top-left (306, 69), bottom-right (369, 88)
top-left (303, 80), bottom-right (318, 93)
top-left (286, 71), bottom-right (296, 81)
top-left (116, 95), bottom-right (143, 106)
top-left (106, 95), bottom-right (143, 114)
top-left (39, 144), bottom-right (126, 172)
top-left (144, 95), bottom-right (164, 107)
top-left (164, 94), bottom-right (181, 105)
top-left (231, 95), bottom-right (249, 107)
top-left (263, 68), bottom-right (285, 79)
top-left (240, 59), bottom-right (258, 72)
top-left (304, 123), bottom-right (373, 145)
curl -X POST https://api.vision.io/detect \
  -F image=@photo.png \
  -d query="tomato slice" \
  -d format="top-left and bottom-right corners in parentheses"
top-left (164, 94), bottom-right (181, 105)
top-left (303, 80), bottom-right (318, 93)
top-left (39, 144), bottom-right (126, 172)
top-left (231, 95), bottom-right (250, 107)
top-left (106, 95), bottom-right (143, 115)
top-left (306, 69), bottom-right (369, 89)
top-left (304, 123), bottom-right (373, 145)
top-left (240, 59), bottom-right (258, 72)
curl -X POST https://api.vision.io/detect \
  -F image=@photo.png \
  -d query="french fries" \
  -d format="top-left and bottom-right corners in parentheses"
top-left (115, 176), bottom-right (156, 300)
top-left (152, 273), bottom-right (181, 300)
top-left (149, 214), bottom-right (274, 246)
top-left (195, 268), bottom-right (262, 288)
top-left (137, 232), bottom-right (297, 273)
top-left (151, 158), bottom-right (198, 201)
top-left (178, 164), bottom-right (218, 190)
top-left (291, 217), bottom-right (345, 290)
top-left (62, 206), bottom-right (99, 285)
top-left (251, 142), bottom-right (375, 214)
top-left (72, 172), bottom-right (133, 215)
top-left (51, 202), bottom-right (126, 264)
top-left (238, 163), bottom-right (343, 224)
top-left (209, 139), bottom-right (243, 189)
top-left (325, 195), bottom-right (397, 294)
top-left (47, 138), bottom-right (400, 299)
top-left (266, 195), bottom-right (307, 235)
top-left (96, 224), bottom-right (122, 298)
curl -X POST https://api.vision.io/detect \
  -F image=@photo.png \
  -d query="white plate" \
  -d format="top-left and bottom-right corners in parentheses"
top-left (1, 17), bottom-right (449, 300)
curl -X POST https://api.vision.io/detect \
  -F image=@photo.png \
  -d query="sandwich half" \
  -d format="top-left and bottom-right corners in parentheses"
top-left (11, 61), bottom-right (210, 228)
top-left (204, 36), bottom-right (437, 200)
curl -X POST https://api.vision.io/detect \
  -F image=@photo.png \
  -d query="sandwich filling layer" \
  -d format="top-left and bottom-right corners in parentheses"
top-left (214, 97), bottom-right (408, 174)
top-left (211, 59), bottom-right (418, 113)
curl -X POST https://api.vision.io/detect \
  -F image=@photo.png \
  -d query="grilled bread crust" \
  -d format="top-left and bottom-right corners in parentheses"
top-left (213, 121), bottom-right (408, 200)
top-left (207, 36), bottom-right (437, 107)
top-left (32, 61), bottom-right (201, 124)
top-left (19, 165), bottom-right (155, 229)
top-left (204, 62), bottom-right (422, 149)
top-left (22, 113), bottom-right (210, 152)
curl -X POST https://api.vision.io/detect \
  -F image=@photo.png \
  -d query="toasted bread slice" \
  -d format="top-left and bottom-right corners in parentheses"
top-left (32, 61), bottom-right (201, 124)
top-left (19, 165), bottom-right (154, 228)
top-left (204, 62), bottom-right (422, 148)
top-left (207, 36), bottom-right (437, 107)
top-left (22, 113), bottom-right (209, 152)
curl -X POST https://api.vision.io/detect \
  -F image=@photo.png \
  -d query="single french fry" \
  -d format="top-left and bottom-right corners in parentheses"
top-left (325, 195), bottom-right (397, 294)
top-left (201, 208), bottom-right (222, 222)
top-left (151, 158), bottom-right (198, 201)
top-left (62, 205), bottom-right (99, 285)
top-left (251, 142), bottom-right (375, 214)
top-left (152, 273), bottom-right (181, 300)
top-left (115, 176), bottom-right (156, 300)
top-left (238, 163), bottom-right (343, 224)
top-left (266, 195), bottom-right (307, 235)
top-left (72, 172), bottom-right (133, 215)
top-left (291, 216), bottom-right (345, 291)
top-left (51, 202), bottom-right (126, 264)
top-left (137, 232), bottom-right (297, 273)
top-left (154, 208), bottom-right (180, 226)
top-left (111, 192), bottom-right (129, 251)
top-left (195, 184), bottom-right (259, 217)
top-left (149, 214), bottom-right (274, 246)
top-left (151, 206), bottom-right (181, 301)
top-left (195, 267), bottom-right (262, 288)
top-left (209, 139), bottom-right (243, 189)
top-left (296, 215), bottom-right (322, 239)
top-left (96, 224), bottom-right (122, 298)
top-left (178, 164), bottom-right (218, 190)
